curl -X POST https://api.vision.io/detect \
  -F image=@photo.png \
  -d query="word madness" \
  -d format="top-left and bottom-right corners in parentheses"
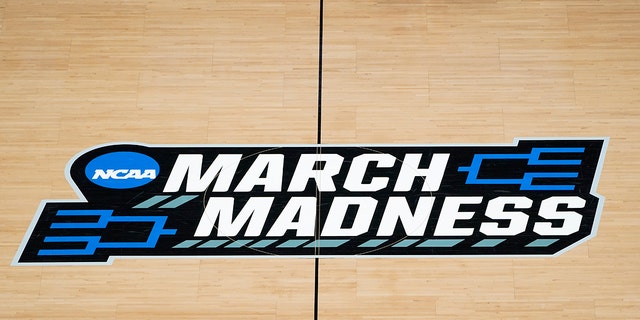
top-left (14, 138), bottom-right (607, 265)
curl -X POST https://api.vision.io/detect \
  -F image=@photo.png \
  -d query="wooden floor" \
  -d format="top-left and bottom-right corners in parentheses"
top-left (1, 0), bottom-right (640, 318)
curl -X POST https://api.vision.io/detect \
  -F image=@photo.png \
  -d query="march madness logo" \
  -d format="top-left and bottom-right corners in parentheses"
top-left (14, 138), bottom-right (607, 265)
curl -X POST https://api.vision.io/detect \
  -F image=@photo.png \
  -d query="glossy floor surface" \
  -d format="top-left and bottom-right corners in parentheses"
top-left (1, 1), bottom-right (639, 319)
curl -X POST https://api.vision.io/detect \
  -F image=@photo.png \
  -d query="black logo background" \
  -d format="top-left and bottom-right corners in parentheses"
top-left (15, 139), bottom-right (606, 264)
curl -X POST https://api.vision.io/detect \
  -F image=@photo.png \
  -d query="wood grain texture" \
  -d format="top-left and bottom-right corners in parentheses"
top-left (1, 0), bottom-right (639, 319)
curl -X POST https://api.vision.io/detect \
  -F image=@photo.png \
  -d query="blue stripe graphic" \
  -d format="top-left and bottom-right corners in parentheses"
top-left (526, 239), bottom-right (559, 247)
top-left (304, 239), bottom-right (348, 248)
top-left (417, 239), bottom-right (464, 247)
top-left (472, 239), bottom-right (506, 247)
top-left (173, 240), bottom-right (201, 248)
top-left (225, 239), bottom-right (252, 248)
top-left (277, 240), bottom-right (309, 248)
top-left (458, 147), bottom-right (584, 190)
top-left (39, 210), bottom-right (176, 256)
top-left (159, 195), bottom-right (198, 208)
top-left (133, 195), bottom-right (171, 209)
top-left (359, 239), bottom-right (387, 248)
top-left (392, 239), bottom-right (420, 248)
top-left (250, 239), bottom-right (278, 248)
top-left (50, 210), bottom-right (113, 229)
top-left (197, 240), bottom-right (228, 248)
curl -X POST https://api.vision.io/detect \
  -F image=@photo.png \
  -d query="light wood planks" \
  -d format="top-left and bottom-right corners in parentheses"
top-left (1, 0), bottom-right (639, 319)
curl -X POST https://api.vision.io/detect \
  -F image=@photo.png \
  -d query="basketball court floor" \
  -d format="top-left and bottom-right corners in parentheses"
top-left (1, 0), bottom-right (639, 319)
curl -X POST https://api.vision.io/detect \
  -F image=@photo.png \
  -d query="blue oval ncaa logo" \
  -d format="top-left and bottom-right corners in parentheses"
top-left (85, 151), bottom-right (159, 189)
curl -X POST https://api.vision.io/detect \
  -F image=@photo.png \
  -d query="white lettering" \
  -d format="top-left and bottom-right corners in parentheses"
top-left (266, 197), bottom-right (316, 236)
top-left (235, 154), bottom-right (284, 192)
top-left (92, 169), bottom-right (157, 180)
top-left (140, 169), bottom-right (157, 179)
top-left (434, 196), bottom-right (482, 236)
top-left (393, 153), bottom-right (450, 192)
top-left (534, 196), bottom-right (585, 236)
top-left (194, 197), bottom-right (273, 237)
top-left (480, 196), bottom-right (531, 236)
top-left (344, 154), bottom-right (396, 192)
top-left (321, 197), bottom-right (377, 237)
top-left (163, 154), bottom-right (242, 192)
top-left (92, 169), bottom-right (111, 179)
top-left (377, 196), bottom-right (435, 236)
top-left (287, 154), bottom-right (344, 192)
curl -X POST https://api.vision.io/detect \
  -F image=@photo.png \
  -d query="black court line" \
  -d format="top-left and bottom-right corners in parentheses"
top-left (314, 0), bottom-right (324, 319)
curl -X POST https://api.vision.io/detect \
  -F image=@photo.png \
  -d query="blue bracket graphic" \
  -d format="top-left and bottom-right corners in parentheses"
top-left (38, 209), bottom-right (177, 256)
top-left (458, 147), bottom-right (584, 191)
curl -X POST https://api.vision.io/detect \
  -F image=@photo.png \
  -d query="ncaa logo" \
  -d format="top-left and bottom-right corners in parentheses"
top-left (85, 151), bottom-right (159, 189)
top-left (14, 138), bottom-right (607, 265)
